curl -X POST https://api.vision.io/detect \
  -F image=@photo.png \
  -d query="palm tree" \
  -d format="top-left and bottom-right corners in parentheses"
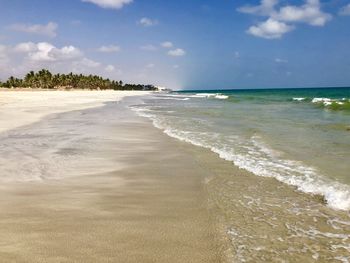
top-left (2, 69), bottom-right (157, 90)
top-left (24, 71), bottom-right (35, 87)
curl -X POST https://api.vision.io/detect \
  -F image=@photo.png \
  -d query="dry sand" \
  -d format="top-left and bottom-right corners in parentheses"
top-left (0, 90), bottom-right (148, 133)
top-left (0, 92), bottom-right (225, 262)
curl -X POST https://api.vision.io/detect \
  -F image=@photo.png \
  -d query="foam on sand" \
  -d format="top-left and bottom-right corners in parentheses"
top-left (0, 90), bottom-right (150, 182)
top-left (0, 96), bottom-right (222, 262)
top-left (133, 105), bottom-right (350, 211)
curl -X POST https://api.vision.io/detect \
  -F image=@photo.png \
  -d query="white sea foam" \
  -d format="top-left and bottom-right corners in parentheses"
top-left (215, 94), bottom-right (229, 99)
top-left (156, 93), bottom-right (228, 100)
top-left (158, 94), bottom-right (189, 98)
top-left (131, 105), bottom-right (350, 211)
top-left (196, 93), bottom-right (217, 97)
top-left (153, 96), bottom-right (190, 101)
top-left (293, 97), bottom-right (306, 101)
top-left (311, 97), bottom-right (349, 107)
top-left (177, 93), bottom-right (229, 100)
top-left (292, 97), bottom-right (350, 107)
top-left (312, 98), bottom-right (331, 103)
top-left (312, 98), bottom-right (333, 106)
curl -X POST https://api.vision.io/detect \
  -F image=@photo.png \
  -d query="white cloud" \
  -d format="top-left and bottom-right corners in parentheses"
top-left (272, 0), bottom-right (332, 26)
top-left (104, 65), bottom-right (122, 75)
top-left (0, 45), bottom-right (7, 57)
top-left (161, 41), bottom-right (174, 48)
top-left (247, 18), bottom-right (294, 39)
top-left (78, 58), bottom-right (101, 68)
top-left (140, 44), bottom-right (157, 51)
top-left (275, 58), bottom-right (288, 63)
top-left (339, 4), bottom-right (350, 16)
top-left (82, 0), bottom-right (132, 9)
top-left (238, 0), bottom-right (331, 39)
top-left (161, 41), bottom-right (185, 57)
top-left (173, 64), bottom-right (179, 69)
top-left (98, 45), bottom-right (121, 53)
top-left (13, 42), bottom-right (37, 53)
top-left (0, 42), bottom-right (126, 80)
top-left (0, 45), bottom-right (9, 64)
top-left (11, 42), bottom-right (83, 62)
top-left (105, 65), bottom-right (115, 72)
top-left (15, 42), bottom-right (83, 62)
top-left (234, 51), bottom-right (240, 59)
top-left (168, 48), bottom-right (186, 57)
top-left (71, 58), bottom-right (101, 74)
top-left (138, 17), bottom-right (158, 27)
top-left (51, 46), bottom-right (83, 61)
top-left (146, 63), bottom-right (155, 68)
top-left (9, 22), bottom-right (58, 38)
top-left (238, 0), bottom-right (278, 16)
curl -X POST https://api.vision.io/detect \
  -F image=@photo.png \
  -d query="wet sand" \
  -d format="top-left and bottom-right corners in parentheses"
top-left (0, 96), bottom-right (225, 262)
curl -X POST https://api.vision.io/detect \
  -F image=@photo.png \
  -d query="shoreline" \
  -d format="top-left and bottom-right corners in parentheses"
top-left (1, 91), bottom-right (349, 261)
top-left (0, 94), bottom-right (227, 262)
top-left (0, 88), bottom-right (153, 92)
top-left (134, 93), bottom-right (350, 261)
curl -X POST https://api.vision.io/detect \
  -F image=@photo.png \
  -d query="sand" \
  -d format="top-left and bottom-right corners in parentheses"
top-left (0, 92), bottom-right (225, 262)
top-left (0, 90), bottom-right (148, 133)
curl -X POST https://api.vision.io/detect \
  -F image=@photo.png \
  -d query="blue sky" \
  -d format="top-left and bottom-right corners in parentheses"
top-left (0, 0), bottom-right (349, 90)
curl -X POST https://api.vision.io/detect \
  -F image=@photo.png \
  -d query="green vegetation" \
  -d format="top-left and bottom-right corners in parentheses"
top-left (0, 69), bottom-right (157, 91)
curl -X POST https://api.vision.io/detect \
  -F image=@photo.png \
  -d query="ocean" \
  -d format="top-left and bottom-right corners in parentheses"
top-left (132, 87), bottom-right (350, 261)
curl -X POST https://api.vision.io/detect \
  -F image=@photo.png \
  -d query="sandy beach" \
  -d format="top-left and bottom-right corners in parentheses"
top-left (0, 90), bottom-right (148, 134)
top-left (2, 91), bottom-right (350, 262)
top-left (0, 91), bottom-right (225, 262)
top-left (2, 0), bottom-right (350, 261)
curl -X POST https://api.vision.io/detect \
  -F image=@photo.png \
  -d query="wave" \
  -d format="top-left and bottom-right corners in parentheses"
top-left (194, 93), bottom-right (229, 99)
top-left (154, 96), bottom-right (190, 101)
top-left (311, 98), bottom-right (350, 110)
top-left (173, 93), bottom-right (229, 100)
top-left (132, 106), bottom-right (350, 211)
top-left (292, 97), bottom-right (306, 101)
top-left (312, 97), bottom-right (345, 105)
top-left (292, 97), bottom-right (350, 110)
top-left (215, 94), bottom-right (229, 99)
top-left (161, 92), bottom-right (229, 100)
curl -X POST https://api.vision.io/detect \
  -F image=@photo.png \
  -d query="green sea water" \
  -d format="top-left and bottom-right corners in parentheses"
top-left (134, 87), bottom-right (350, 210)
top-left (132, 88), bottom-right (350, 261)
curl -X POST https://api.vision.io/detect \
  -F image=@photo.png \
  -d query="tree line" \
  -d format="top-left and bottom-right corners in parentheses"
top-left (0, 69), bottom-right (157, 91)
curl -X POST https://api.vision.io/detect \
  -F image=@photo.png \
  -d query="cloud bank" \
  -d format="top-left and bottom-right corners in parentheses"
top-left (13, 42), bottom-right (82, 62)
top-left (238, 0), bottom-right (332, 39)
top-left (0, 42), bottom-right (117, 80)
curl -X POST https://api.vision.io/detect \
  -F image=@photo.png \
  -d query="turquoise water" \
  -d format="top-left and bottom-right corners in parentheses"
top-left (132, 87), bottom-right (350, 211)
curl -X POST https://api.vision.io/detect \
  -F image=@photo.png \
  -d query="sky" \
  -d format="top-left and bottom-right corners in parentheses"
top-left (0, 0), bottom-right (349, 90)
